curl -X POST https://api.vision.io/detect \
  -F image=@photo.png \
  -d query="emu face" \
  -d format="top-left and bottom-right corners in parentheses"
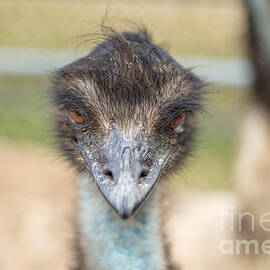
top-left (52, 31), bottom-right (204, 218)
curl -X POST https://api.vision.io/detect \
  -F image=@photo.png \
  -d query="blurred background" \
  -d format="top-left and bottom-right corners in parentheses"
top-left (0, 0), bottom-right (264, 270)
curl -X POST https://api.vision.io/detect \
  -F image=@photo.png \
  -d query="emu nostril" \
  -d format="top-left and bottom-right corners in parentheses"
top-left (72, 136), bottom-right (78, 144)
top-left (140, 169), bottom-right (149, 179)
top-left (103, 169), bottom-right (114, 180)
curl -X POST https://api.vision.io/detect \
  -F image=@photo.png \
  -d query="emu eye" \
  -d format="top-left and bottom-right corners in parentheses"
top-left (170, 113), bottom-right (185, 133)
top-left (69, 109), bottom-right (85, 125)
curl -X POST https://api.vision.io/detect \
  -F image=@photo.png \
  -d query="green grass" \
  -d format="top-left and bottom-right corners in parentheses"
top-left (0, 75), bottom-right (53, 146)
top-left (0, 0), bottom-right (246, 57)
top-left (0, 75), bottom-right (247, 190)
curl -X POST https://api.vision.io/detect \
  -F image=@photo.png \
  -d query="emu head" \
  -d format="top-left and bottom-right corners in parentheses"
top-left (51, 30), bottom-right (204, 219)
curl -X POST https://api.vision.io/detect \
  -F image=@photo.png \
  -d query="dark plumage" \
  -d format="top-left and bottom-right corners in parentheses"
top-left (50, 28), bottom-right (205, 270)
top-left (52, 29), bottom-right (204, 175)
top-left (246, 0), bottom-right (270, 110)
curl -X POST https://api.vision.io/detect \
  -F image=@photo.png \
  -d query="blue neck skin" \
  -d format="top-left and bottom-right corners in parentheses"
top-left (79, 175), bottom-right (165, 270)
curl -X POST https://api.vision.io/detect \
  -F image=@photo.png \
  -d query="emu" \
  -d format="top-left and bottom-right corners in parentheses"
top-left (51, 29), bottom-right (204, 270)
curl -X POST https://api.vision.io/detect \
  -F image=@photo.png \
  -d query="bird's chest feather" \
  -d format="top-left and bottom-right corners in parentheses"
top-left (79, 175), bottom-right (165, 270)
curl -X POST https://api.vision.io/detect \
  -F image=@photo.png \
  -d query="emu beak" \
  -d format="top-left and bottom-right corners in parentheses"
top-left (79, 129), bottom-right (167, 219)
top-left (101, 146), bottom-right (152, 219)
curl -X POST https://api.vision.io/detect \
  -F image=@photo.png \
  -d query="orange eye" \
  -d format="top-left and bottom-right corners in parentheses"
top-left (69, 109), bottom-right (85, 125)
top-left (170, 113), bottom-right (185, 129)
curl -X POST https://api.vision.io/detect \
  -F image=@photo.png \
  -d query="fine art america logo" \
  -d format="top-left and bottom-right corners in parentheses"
top-left (219, 207), bottom-right (270, 255)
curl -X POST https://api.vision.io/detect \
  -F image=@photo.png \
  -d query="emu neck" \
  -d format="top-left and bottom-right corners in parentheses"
top-left (79, 175), bottom-right (165, 270)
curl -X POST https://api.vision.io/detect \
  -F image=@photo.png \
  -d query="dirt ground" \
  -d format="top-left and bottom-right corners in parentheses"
top-left (0, 141), bottom-right (77, 270)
